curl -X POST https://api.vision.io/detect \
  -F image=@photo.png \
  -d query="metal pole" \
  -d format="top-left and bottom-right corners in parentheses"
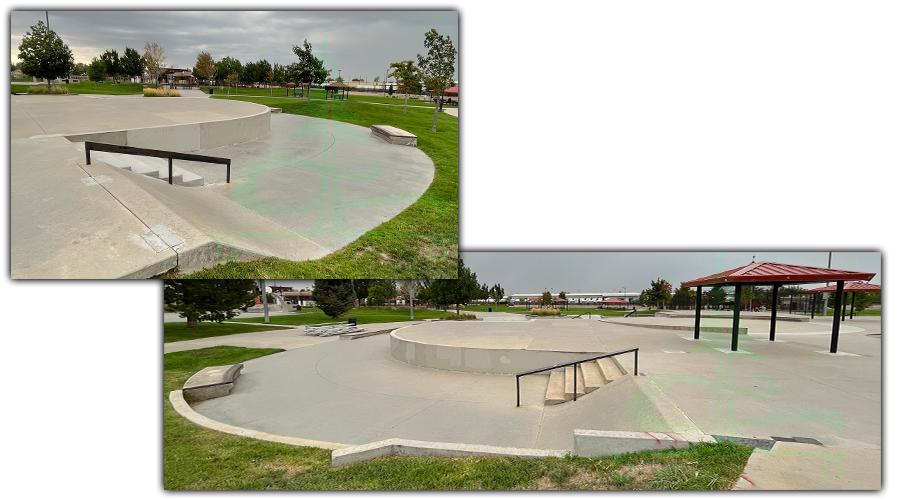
top-left (409, 279), bottom-right (415, 320)
top-left (850, 292), bottom-right (856, 319)
top-left (830, 281), bottom-right (844, 353)
top-left (769, 284), bottom-right (780, 341)
top-left (226, 160), bottom-right (231, 183)
top-left (694, 286), bottom-right (702, 339)
top-left (573, 363), bottom-right (577, 401)
top-left (823, 251), bottom-right (832, 320)
top-left (85, 145), bottom-right (91, 165)
top-left (732, 284), bottom-right (742, 351)
top-left (811, 293), bottom-right (816, 319)
top-left (516, 376), bottom-right (520, 407)
top-left (260, 279), bottom-right (270, 323)
top-left (168, 158), bottom-right (173, 184)
top-left (634, 349), bottom-right (639, 376)
top-left (841, 292), bottom-right (848, 321)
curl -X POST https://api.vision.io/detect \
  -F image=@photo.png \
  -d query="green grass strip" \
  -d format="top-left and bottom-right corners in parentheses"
top-left (164, 321), bottom-right (292, 343)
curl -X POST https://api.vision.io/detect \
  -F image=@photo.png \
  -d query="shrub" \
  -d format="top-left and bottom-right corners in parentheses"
top-left (27, 85), bottom-right (69, 94)
top-left (441, 312), bottom-right (476, 320)
top-left (529, 308), bottom-right (561, 316)
top-left (143, 87), bottom-right (181, 97)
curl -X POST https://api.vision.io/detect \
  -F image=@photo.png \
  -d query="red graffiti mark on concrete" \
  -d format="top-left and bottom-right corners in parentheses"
top-left (643, 431), bottom-right (660, 444)
top-left (741, 475), bottom-right (757, 487)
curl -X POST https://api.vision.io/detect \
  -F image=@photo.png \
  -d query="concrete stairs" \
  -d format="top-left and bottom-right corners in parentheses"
top-left (544, 357), bottom-right (628, 406)
top-left (74, 142), bottom-right (204, 187)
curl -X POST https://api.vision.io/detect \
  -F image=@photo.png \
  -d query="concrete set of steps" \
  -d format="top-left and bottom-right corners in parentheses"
top-left (545, 357), bottom-right (627, 405)
top-left (73, 142), bottom-right (204, 186)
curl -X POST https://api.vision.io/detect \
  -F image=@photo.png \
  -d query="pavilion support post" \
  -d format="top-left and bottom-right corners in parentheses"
top-left (769, 284), bottom-right (780, 341)
top-left (731, 284), bottom-right (742, 351)
top-left (830, 281), bottom-right (845, 353)
top-left (694, 286), bottom-right (702, 339)
top-left (850, 292), bottom-right (856, 319)
top-left (841, 292), bottom-right (848, 321)
top-left (811, 293), bottom-right (817, 319)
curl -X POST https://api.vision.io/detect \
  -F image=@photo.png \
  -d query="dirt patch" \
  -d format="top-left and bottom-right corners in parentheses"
top-left (531, 476), bottom-right (558, 490)
top-left (618, 462), bottom-right (666, 481)
top-left (565, 470), bottom-right (613, 490)
top-left (258, 458), bottom-right (311, 480)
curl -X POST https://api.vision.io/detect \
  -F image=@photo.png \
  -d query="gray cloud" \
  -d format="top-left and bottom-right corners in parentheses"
top-left (10, 10), bottom-right (458, 80)
top-left (459, 252), bottom-right (882, 295)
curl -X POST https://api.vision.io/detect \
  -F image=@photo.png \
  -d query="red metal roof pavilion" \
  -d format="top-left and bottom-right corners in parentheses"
top-left (804, 281), bottom-right (881, 321)
top-left (680, 261), bottom-right (877, 353)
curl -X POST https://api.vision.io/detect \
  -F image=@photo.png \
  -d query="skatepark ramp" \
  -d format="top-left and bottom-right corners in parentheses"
top-left (515, 348), bottom-right (637, 407)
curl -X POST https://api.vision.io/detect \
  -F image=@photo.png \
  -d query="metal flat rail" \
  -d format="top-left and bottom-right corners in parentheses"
top-left (84, 141), bottom-right (232, 184)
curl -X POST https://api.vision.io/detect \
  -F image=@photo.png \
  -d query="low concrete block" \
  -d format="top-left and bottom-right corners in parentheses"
top-left (332, 438), bottom-right (568, 467)
top-left (370, 125), bottom-right (417, 146)
top-left (573, 430), bottom-right (715, 457)
top-left (183, 363), bottom-right (243, 401)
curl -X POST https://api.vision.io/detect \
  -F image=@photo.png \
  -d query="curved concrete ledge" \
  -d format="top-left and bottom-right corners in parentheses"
top-left (169, 390), bottom-right (350, 450)
top-left (182, 363), bottom-right (243, 401)
top-left (390, 328), bottom-right (601, 374)
top-left (64, 104), bottom-right (270, 152)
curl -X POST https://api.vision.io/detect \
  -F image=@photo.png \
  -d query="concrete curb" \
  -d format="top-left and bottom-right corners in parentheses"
top-left (573, 430), bottom-right (716, 457)
top-left (168, 390), bottom-right (350, 450)
top-left (331, 438), bottom-right (568, 467)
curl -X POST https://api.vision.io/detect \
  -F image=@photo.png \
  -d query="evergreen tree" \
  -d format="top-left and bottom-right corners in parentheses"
top-left (421, 259), bottom-right (479, 314)
top-left (163, 280), bottom-right (256, 329)
top-left (120, 47), bottom-right (143, 82)
top-left (311, 280), bottom-right (356, 319)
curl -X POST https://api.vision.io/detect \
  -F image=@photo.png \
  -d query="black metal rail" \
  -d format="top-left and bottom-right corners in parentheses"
top-left (515, 347), bottom-right (638, 407)
top-left (572, 311), bottom-right (592, 319)
top-left (84, 141), bottom-right (232, 184)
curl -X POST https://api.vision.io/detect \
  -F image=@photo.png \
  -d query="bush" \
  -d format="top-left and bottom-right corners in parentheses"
top-left (528, 308), bottom-right (561, 316)
top-left (143, 87), bottom-right (181, 97)
top-left (27, 85), bottom-right (69, 94)
top-left (441, 312), bottom-right (476, 320)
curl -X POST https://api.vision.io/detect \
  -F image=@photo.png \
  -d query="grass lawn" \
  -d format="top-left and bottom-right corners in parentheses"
top-left (232, 306), bottom-right (449, 326)
top-left (211, 86), bottom-right (455, 108)
top-left (823, 309), bottom-right (880, 316)
top-left (164, 321), bottom-right (293, 343)
top-left (164, 346), bottom-right (753, 489)
top-left (462, 305), bottom-right (657, 317)
top-left (170, 96), bottom-right (457, 279)
top-left (11, 81), bottom-right (147, 95)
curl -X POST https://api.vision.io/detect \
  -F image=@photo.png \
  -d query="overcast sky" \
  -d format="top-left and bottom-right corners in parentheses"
top-left (9, 9), bottom-right (458, 81)
top-left (459, 251), bottom-right (882, 295)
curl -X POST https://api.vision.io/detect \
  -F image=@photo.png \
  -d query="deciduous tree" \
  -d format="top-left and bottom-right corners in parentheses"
top-left (100, 49), bottom-right (120, 81)
top-left (17, 21), bottom-right (74, 92)
top-left (367, 280), bottom-right (395, 314)
top-left (417, 28), bottom-right (457, 132)
top-left (194, 51), bottom-right (216, 86)
top-left (389, 60), bottom-right (420, 114)
top-left (163, 280), bottom-right (256, 329)
top-left (86, 57), bottom-right (106, 89)
top-left (422, 259), bottom-right (479, 314)
top-left (142, 42), bottom-right (167, 87)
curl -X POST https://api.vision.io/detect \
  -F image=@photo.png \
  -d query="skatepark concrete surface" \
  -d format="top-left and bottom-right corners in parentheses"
top-left (172, 312), bottom-right (881, 489)
top-left (11, 95), bottom-right (434, 278)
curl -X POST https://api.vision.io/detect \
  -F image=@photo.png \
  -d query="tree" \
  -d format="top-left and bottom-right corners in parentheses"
top-left (417, 28), bottom-right (457, 132)
top-left (216, 56), bottom-right (242, 83)
top-left (399, 280), bottom-right (423, 302)
top-left (671, 286), bottom-right (693, 309)
top-left (273, 63), bottom-right (287, 86)
top-left (86, 58), bottom-right (106, 89)
top-left (163, 280), bottom-right (256, 329)
top-left (195, 51), bottom-right (216, 86)
top-left (335, 75), bottom-right (344, 83)
top-left (558, 291), bottom-right (567, 300)
top-left (541, 291), bottom-right (552, 307)
top-left (708, 286), bottom-right (725, 310)
top-left (646, 278), bottom-right (673, 309)
top-left (17, 21), bottom-right (74, 93)
top-left (223, 71), bottom-right (240, 96)
top-left (265, 71), bottom-right (274, 96)
top-left (490, 284), bottom-right (505, 306)
top-left (311, 279), bottom-right (356, 319)
top-left (291, 39), bottom-right (329, 102)
top-left (389, 60), bottom-right (420, 114)
top-left (367, 280), bottom-right (395, 314)
top-left (142, 42), bottom-right (167, 88)
top-left (100, 49), bottom-right (120, 81)
top-left (422, 259), bottom-right (480, 314)
top-left (121, 47), bottom-right (143, 82)
top-left (852, 292), bottom-right (878, 315)
top-left (72, 61), bottom-right (88, 75)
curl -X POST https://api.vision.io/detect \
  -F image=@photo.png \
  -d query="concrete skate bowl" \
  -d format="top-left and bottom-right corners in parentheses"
top-left (11, 95), bottom-right (435, 278)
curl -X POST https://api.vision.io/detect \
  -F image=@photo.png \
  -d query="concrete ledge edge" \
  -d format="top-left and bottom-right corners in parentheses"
top-left (573, 429), bottom-right (716, 457)
top-left (168, 389), bottom-right (350, 450)
top-left (331, 438), bottom-right (568, 467)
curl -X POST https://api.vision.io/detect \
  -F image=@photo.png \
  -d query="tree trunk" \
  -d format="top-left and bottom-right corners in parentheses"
top-left (47, 78), bottom-right (52, 93)
top-left (404, 94), bottom-right (408, 114)
top-left (431, 99), bottom-right (440, 132)
top-left (186, 316), bottom-right (198, 329)
top-left (456, 303), bottom-right (460, 315)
